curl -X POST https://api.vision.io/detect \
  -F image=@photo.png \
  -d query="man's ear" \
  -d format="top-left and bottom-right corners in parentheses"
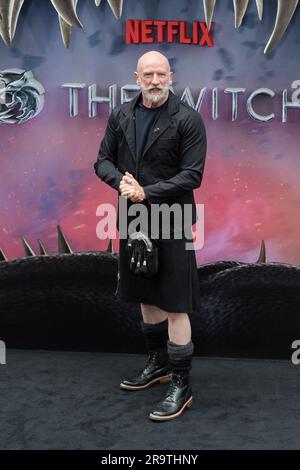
top-left (134, 71), bottom-right (139, 85)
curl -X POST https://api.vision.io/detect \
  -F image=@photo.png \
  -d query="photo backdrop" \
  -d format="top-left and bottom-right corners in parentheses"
top-left (0, 0), bottom-right (300, 358)
top-left (0, 0), bottom-right (299, 265)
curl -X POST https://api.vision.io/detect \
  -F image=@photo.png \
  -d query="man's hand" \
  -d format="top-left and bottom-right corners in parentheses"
top-left (119, 171), bottom-right (146, 202)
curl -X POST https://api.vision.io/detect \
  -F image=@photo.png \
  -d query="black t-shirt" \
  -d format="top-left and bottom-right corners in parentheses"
top-left (134, 97), bottom-right (169, 168)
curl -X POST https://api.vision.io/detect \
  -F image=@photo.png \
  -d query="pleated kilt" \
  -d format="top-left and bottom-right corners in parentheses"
top-left (115, 229), bottom-right (201, 315)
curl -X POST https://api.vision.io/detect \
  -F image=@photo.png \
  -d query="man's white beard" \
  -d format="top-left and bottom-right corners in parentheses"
top-left (140, 84), bottom-right (170, 104)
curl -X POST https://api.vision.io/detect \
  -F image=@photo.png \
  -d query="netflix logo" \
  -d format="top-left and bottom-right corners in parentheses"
top-left (125, 20), bottom-right (214, 47)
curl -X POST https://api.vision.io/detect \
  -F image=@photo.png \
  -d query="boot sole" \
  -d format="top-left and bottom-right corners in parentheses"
top-left (149, 395), bottom-right (193, 421)
top-left (120, 374), bottom-right (172, 390)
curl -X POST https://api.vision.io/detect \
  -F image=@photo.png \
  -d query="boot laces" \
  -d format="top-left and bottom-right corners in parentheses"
top-left (145, 351), bottom-right (159, 367)
top-left (167, 374), bottom-right (185, 400)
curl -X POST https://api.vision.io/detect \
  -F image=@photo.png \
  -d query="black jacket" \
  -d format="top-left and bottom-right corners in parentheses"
top-left (94, 90), bottom-right (207, 231)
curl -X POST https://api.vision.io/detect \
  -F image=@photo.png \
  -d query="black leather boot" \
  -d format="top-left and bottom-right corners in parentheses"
top-left (149, 340), bottom-right (194, 421)
top-left (120, 350), bottom-right (172, 390)
top-left (149, 371), bottom-right (192, 420)
top-left (120, 319), bottom-right (171, 390)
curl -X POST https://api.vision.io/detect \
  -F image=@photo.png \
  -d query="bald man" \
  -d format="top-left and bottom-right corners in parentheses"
top-left (94, 50), bottom-right (207, 421)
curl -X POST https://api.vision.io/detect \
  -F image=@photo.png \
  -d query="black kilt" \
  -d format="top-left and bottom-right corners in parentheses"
top-left (115, 231), bottom-right (201, 315)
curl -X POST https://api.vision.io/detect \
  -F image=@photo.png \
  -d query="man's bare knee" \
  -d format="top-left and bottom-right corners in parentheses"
top-left (167, 312), bottom-right (188, 322)
top-left (141, 303), bottom-right (168, 324)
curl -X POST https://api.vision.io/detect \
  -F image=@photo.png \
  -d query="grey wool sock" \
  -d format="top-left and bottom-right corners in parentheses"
top-left (167, 340), bottom-right (194, 373)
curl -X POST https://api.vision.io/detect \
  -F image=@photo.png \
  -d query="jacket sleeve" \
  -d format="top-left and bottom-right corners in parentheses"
top-left (143, 112), bottom-right (207, 204)
top-left (94, 110), bottom-right (124, 192)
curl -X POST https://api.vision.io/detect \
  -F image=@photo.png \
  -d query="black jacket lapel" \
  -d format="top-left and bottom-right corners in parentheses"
top-left (119, 93), bottom-right (140, 162)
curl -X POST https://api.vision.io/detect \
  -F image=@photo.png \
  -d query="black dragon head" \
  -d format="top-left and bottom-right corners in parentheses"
top-left (1, 226), bottom-right (300, 359)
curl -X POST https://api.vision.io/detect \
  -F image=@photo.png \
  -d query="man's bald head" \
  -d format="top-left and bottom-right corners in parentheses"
top-left (135, 50), bottom-right (173, 107)
top-left (136, 51), bottom-right (171, 74)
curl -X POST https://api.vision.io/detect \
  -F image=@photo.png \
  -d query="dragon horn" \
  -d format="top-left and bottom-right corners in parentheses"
top-left (58, 0), bottom-right (78, 47)
top-left (256, 240), bottom-right (266, 263)
top-left (0, 248), bottom-right (7, 261)
top-left (106, 239), bottom-right (114, 253)
top-left (37, 239), bottom-right (48, 255)
top-left (264, 0), bottom-right (299, 54)
top-left (57, 225), bottom-right (73, 254)
top-left (0, 0), bottom-right (14, 46)
top-left (107, 0), bottom-right (123, 19)
top-left (21, 238), bottom-right (36, 257)
top-left (255, 0), bottom-right (263, 20)
top-left (10, 0), bottom-right (24, 41)
top-left (59, 16), bottom-right (72, 47)
top-left (51, 0), bottom-right (83, 28)
top-left (203, 0), bottom-right (216, 29)
top-left (233, 0), bottom-right (249, 28)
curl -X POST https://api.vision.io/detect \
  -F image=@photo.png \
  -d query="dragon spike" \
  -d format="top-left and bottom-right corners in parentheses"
top-left (59, 15), bottom-right (72, 47)
top-left (58, 0), bottom-right (78, 47)
top-left (57, 224), bottom-right (73, 254)
top-left (106, 239), bottom-right (114, 253)
top-left (37, 239), bottom-right (47, 256)
top-left (0, 248), bottom-right (7, 261)
top-left (255, 0), bottom-right (263, 21)
top-left (10, 0), bottom-right (24, 41)
top-left (107, 0), bottom-right (123, 19)
top-left (264, 0), bottom-right (299, 54)
top-left (256, 240), bottom-right (266, 263)
top-left (203, 0), bottom-right (216, 29)
top-left (233, 0), bottom-right (249, 28)
top-left (95, 0), bottom-right (102, 6)
top-left (0, 0), bottom-right (14, 46)
top-left (50, 0), bottom-right (83, 28)
top-left (21, 237), bottom-right (36, 257)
